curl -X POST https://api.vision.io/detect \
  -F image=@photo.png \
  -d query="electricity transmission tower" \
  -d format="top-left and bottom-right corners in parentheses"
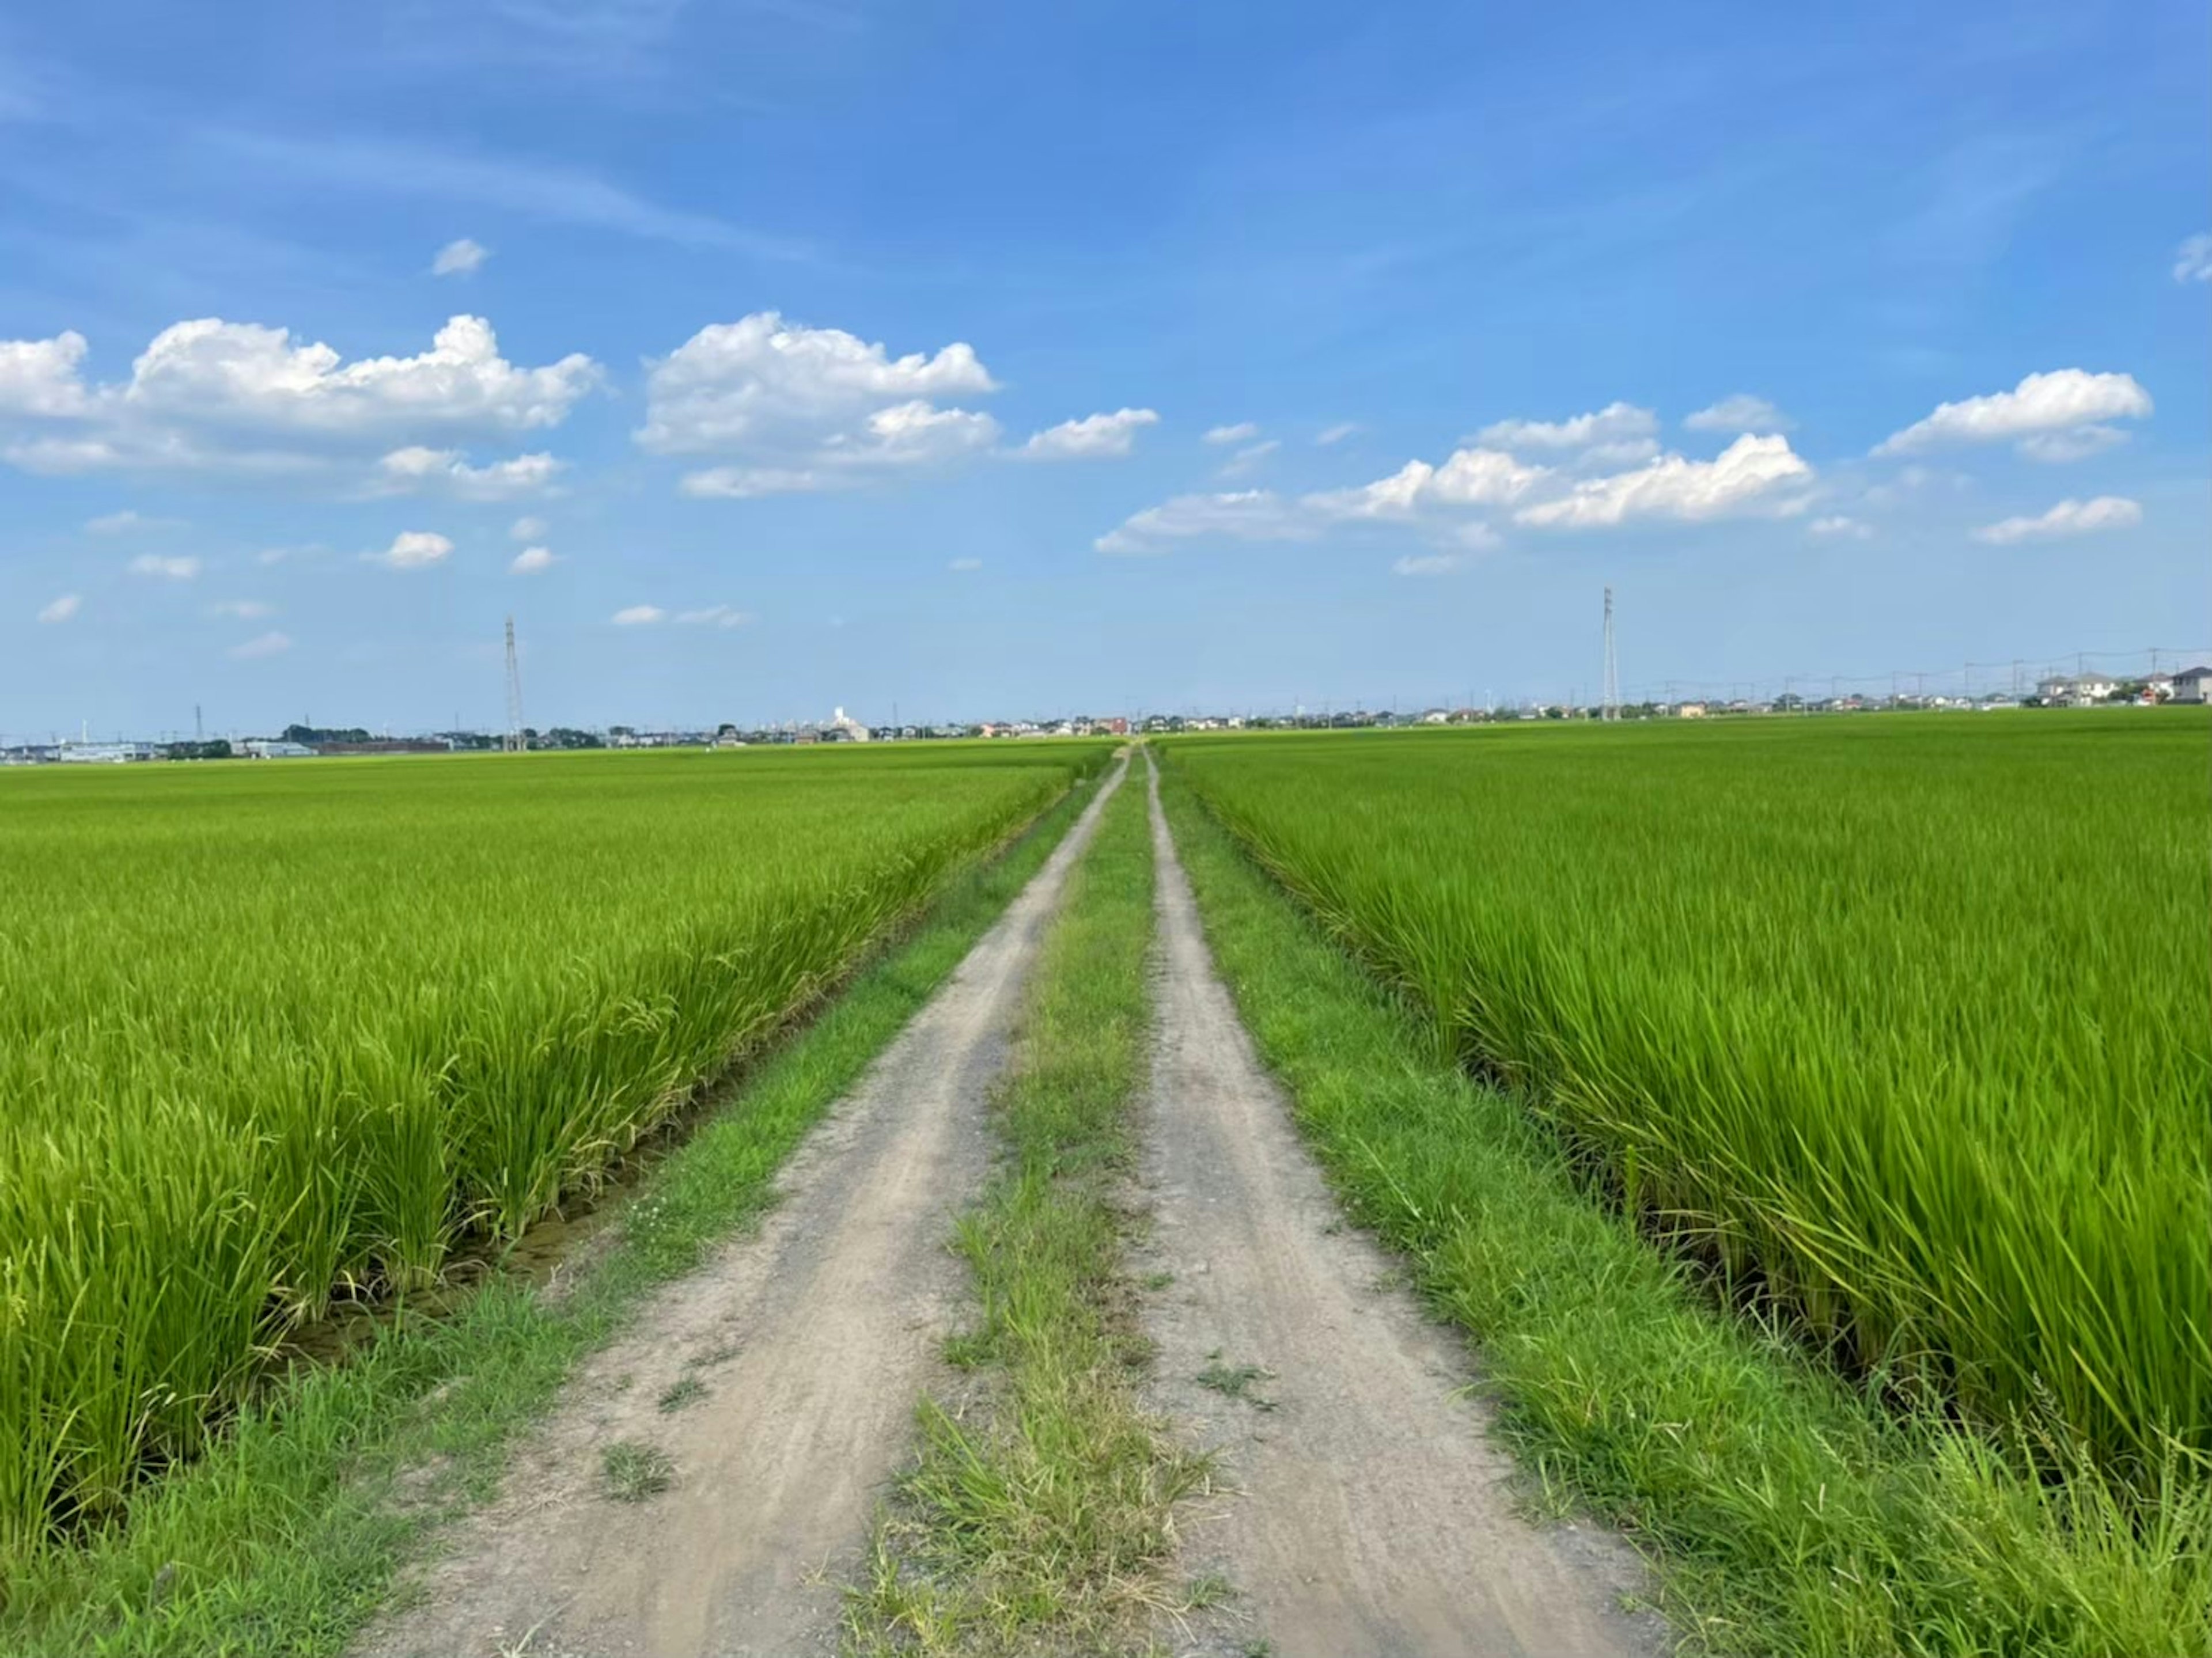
top-left (1601, 586), bottom-right (1620, 720)
top-left (503, 616), bottom-right (526, 752)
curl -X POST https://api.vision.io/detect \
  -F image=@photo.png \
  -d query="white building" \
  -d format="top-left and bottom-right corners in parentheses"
top-left (2172, 666), bottom-right (2211, 705)
top-left (2035, 674), bottom-right (2118, 705)
top-left (828, 706), bottom-right (871, 743)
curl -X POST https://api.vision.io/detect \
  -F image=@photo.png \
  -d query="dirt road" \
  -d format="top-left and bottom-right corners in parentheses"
top-left (1134, 755), bottom-right (1662, 1658)
top-left (357, 758), bottom-right (1127, 1658)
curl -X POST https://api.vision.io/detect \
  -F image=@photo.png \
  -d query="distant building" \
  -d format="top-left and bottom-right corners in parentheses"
top-left (2035, 674), bottom-right (2119, 705)
top-left (241, 739), bottom-right (316, 759)
top-left (58, 741), bottom-right (156, 764)
top-left (1676, 702), bottom-right (1709, 719)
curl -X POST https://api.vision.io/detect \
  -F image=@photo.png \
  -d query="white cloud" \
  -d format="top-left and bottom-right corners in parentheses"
top-left (366, 530), bottom-right (454, 569)
top-left (1972, 496), bottom-right (2142, 544)
top-left (1808, 515), bottom-right (1874, 540)
top-left (375, 445), bottom-right (564, 499)
top-left (2173, 234), bottom-right (2212, 284)
top-left (949, 556), bottom-right (983, 571)
top-left (1874, 369), bottom-right (2152, 457)
top-left (36, 593), bottom-right (79, 624)
top-left (1096, 490), bottom-right (1305, 555)
top-left (509, 515), bottom-right (548, 540)
top-left (128, 553), bottom-right (202, 580)
top-left (641, 312), bottom-right (1003, 496)
top-left (510, 545), bottom-right (556, 574)
top-left (1099, 444), bottom-right (1544, 554)
top-left (1218, 438), bottom-right (1281, 476)
top-left (2016, 424), bottom-right (2127, 464)
top-left (0, 332), bottom-right (92, 418)
top-left (675, 604), bottom-right (752, 628)
top-left (1016, 407), bottom-right (1158, 460)
top-left (1392, 553), bottom-right (1467, 576)
top-left (1203, 422), bottom-right (1259, 445)
top-left (0, 316), bottom-right (600, 479)
top-left (1478, 401), bottom-right (1657, 452)
top-left (1516, 434), bottom-right (1812, 528)
top-left (1685, 394), bottom-right (1794, 434)
top-left (612, 604), bottom-right (665, 625)
top-left (206, 598), bottom-right (275, 618)
top-left (431, 237), bottom-right (490, 277)
top-left (228, 631), bottom-right (293, 659)
top-left (1316, 422), bottom-right (1359, 445)
top-left (86, 509), bottom-right (173, 534)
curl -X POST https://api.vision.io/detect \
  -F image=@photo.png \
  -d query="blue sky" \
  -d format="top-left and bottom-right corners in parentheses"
top-left (1, 0), bottom-right (2206, 736)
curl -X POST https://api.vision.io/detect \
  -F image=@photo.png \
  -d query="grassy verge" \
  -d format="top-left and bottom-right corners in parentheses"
top-left (1156, 766), bottom-right (2211, 1658)
top-left (846, 758), bottom-right (1209, 1655)
top-left (0, 776), bottom-right (1105, 1658)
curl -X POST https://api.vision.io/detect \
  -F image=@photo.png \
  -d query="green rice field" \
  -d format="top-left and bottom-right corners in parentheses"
top-left (1167, 713), bottom-right (2211, 1483)
top-left (0, 743), bottom-right (1105, 1565)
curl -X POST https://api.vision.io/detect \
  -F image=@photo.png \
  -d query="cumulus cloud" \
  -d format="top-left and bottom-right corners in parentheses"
top-left (1096, 420), bottom-right (1806, 552)
top-left (1685, 394), bottom-right (1793, 434)
top-left (949, 556), bottom-right (983, 571)
top-left (1874, 369), bottom-right (2152, 458)
top-left (2174, 234), bottom-right (2212, 284)
top-left (1096, 490), bottom-right (1306, 555)
top-left (128, 553), bottom-right (202, 580)
top-left (366, 530), bottom-right (453, 569)
top-left (1016, 407), bottom-right (1158, 460)
top-left (0, 316), bottom-right (600, 480)
top-left (510, 545), bottom-right (556, 574)
top-left (510, 515), bottom-right (548, 540)
top-left (431, 238), bottom-right (490, 277)
top-left (228, 631), bottom-right (293, 659)
top-left (206, 598), bottom-right (274, 618)
top-left (2016, 424), bottom-right (2128, 464)
top-left (675, 604), bottom-right (752, 628)
top-left (1097, 441), bottom-right (1549, 553)
top-left (612, 604), bottom-right (665, 625)
top-left (1517, 435), bottom-right (1812, 528)
top-left (1808, 515), bottom-right (1875, 540)
top-left (0, 332), bottom-right (92, 418)
top-left (1972, 496), bottom-right (2142, 544)
top-left (37, 593), bottom-right (79, 623)
top-left (375, 445), bottom-right (564, 499)
top-left (1477, 401), bottom-right (1657, 452)
top-left (1203, 422), bottom-right (1259, 445)
top-left (641, 312), bottom-right (1003, 497)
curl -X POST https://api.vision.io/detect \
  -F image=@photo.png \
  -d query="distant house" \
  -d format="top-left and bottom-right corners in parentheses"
top-left (2035, 674), bottom-right (2119, 705)
top-left (241, 739), bottom-right (316, 759)
top-left (1676, 702), bottom-right (1709, 719)
top-left (2172, 666), bottom-right (2212, 705)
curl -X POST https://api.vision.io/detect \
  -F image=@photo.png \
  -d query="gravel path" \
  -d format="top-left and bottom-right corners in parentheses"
top-left (355, 758), bottom-right (1127, 1658)
top-left (1134, 753), bottom-right (1665, 1658)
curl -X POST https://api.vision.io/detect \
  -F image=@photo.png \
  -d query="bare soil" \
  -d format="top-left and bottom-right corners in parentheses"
top-left (1134, 756), bottom-right (1666, 1658)
top-left (354, 759), bottom-right (1127, 1658)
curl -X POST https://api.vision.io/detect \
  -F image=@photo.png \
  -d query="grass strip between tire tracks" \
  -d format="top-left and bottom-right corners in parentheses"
top-left (1154, 762), bottom-right (2211, 1658)
top-left (846, 758), bottom-right (1210, 1655)
top-left (0, 774), bottom-right (1107, 1658)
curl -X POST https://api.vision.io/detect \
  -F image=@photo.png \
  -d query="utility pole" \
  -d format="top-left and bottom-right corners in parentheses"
top-left (503, 616), bottom-right (526, 752)
top-left (194, 704), bottom-right (203, 743)
top-left (1601, 586), bottom-right (1619, 722)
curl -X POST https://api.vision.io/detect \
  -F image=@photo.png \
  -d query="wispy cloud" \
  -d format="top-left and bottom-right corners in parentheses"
top-left (198, 128), bottom-right (812, 260)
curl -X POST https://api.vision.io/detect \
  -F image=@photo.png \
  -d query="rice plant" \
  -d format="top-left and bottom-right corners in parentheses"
top-left (1168, 712), bottom-right (2211, 1486)
top-left (0, 742), bottom-right (1104, 1568)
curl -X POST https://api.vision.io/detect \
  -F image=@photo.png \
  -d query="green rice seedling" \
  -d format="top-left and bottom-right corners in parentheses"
top-left (1166, 712), bottom-right (2211, 1484)
top-left (0, 742), bottom-right (1107, 1570)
